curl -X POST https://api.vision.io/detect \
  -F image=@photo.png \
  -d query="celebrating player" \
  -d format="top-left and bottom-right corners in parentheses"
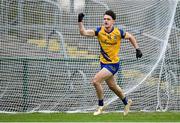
top-left (78, 10), bottom-right (142, 116)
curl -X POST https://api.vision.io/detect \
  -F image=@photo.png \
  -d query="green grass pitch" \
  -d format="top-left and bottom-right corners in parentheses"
top-left (0, 112), bottom-right (180, 122)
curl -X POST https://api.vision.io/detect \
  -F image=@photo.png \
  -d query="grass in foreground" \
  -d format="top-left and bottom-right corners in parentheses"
top-left (0, 112), bottom-right (180, 122)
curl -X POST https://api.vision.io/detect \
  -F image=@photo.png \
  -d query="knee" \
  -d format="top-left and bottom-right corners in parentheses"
top-left (108, 84), bottom-right (116, 91)
top-left (92, 76), bottom-right (100, 86)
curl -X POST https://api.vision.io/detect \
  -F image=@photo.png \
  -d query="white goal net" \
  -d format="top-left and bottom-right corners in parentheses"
top-left (0, 0), bottom-right (180, 113)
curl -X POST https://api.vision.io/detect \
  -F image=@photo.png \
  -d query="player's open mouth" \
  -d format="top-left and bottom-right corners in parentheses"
top-left (104, 23), bottom-right (108, 25)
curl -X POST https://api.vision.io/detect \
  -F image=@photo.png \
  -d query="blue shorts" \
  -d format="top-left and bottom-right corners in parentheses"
top-left (100, 62), bottom-right (120, 75)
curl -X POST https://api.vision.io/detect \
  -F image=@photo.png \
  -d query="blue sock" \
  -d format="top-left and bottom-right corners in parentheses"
top-left (98, 99), bottom-right (104, 106)
top-left (122, 97), bottom-right (128, 105)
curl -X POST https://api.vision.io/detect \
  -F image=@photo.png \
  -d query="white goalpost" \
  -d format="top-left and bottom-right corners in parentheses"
top-left (0, 0), bottom-right (180, 113)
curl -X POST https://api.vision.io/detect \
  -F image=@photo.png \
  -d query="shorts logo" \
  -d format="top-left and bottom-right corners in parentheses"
top-left (109, 65), bottom-right (116, 72)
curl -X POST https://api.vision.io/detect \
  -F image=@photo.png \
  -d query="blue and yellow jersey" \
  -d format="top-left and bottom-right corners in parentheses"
top-left (95, 26), bottom-right (126, 64)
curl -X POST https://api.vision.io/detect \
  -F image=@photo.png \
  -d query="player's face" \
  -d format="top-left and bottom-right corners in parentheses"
top-left (103, 15), bottom-right (115, 29)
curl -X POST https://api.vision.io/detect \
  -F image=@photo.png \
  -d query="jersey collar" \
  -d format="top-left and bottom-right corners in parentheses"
top-left (104, 26), bottom-right (114, 34)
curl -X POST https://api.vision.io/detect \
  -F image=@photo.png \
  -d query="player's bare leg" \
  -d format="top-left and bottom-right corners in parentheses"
top-left (106, 76), bottom-right (132, 115)
top-left (106, 76), bottom-right (125, 99)
top-left (92, 68), bottom-right (112, 115)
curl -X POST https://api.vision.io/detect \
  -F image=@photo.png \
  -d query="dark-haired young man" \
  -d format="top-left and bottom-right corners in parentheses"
top-left (78, 10), bottom-right (142, 115)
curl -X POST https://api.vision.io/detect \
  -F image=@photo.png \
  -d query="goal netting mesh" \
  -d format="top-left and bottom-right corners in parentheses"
top-left (0, 0), bottom-right (180, 112)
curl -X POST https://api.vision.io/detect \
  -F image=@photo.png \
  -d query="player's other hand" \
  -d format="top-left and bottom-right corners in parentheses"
top-left (136, 48), bottom-right (142, 59)
top-left (78, 13), bottom-right (85, 22)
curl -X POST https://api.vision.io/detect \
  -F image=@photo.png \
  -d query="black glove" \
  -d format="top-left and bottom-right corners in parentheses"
top-left (78, 13), bottom-right (85, 22)
top-left (136, 48), bottom-right (142, 59)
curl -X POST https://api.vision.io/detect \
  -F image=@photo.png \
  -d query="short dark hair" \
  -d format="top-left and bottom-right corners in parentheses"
top-left (104, 10), bottom-right (116, 20)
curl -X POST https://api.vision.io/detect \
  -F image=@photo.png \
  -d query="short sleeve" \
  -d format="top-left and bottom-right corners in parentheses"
top-left (95, 27), bottom-right (101, 36)
top-left (119, 28), bottom-right (126, 39)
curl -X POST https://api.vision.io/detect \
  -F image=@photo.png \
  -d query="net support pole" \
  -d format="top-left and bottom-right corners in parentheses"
top-left (22, 59), bottom-right (28, 112)
top-left (17, 0), bottom-right (24, 25)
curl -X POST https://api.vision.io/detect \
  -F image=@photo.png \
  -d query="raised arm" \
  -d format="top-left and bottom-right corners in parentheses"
top-left (78, 13), bottom-right (95, 37)
top-left (125, 32), bottom-right (143, 59)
